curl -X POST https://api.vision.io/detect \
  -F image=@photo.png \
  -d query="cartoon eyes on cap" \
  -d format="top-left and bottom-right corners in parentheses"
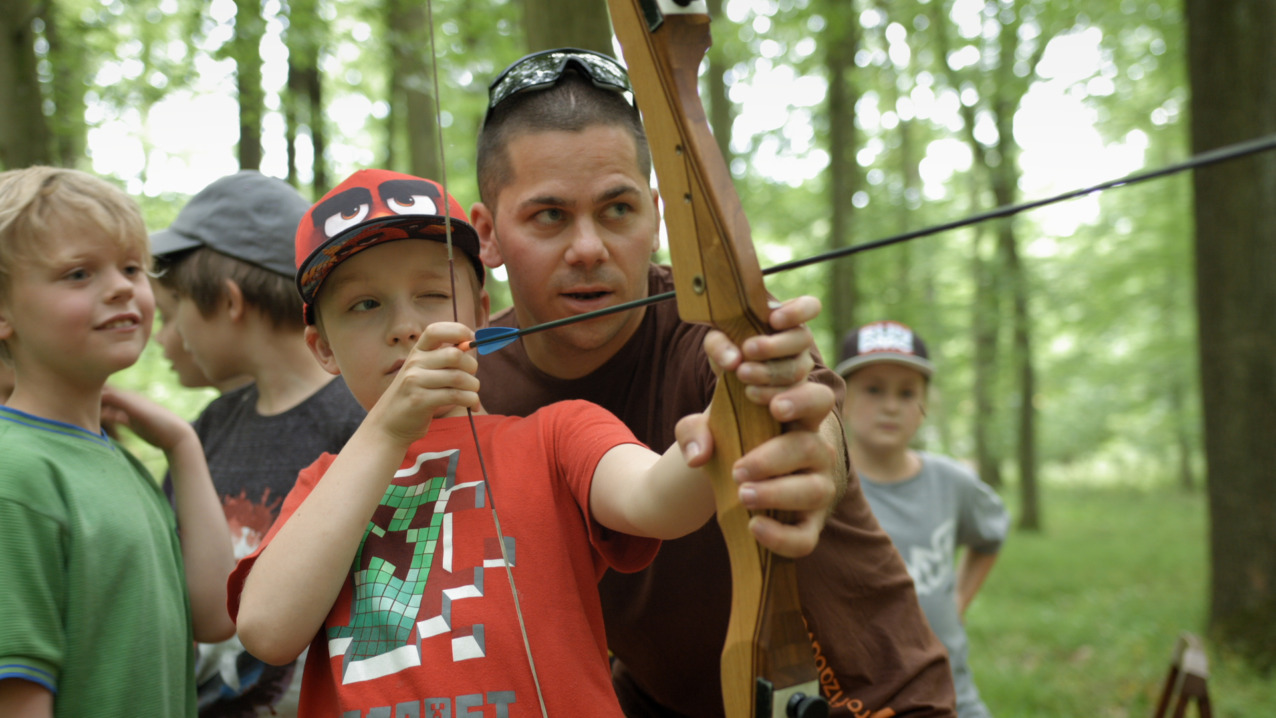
top-left (325, 202), bottom-right (371, 238)
top-left (386, 192), bottom-right (437, 216)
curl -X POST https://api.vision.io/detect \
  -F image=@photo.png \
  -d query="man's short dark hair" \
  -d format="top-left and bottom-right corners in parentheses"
top-left (477, 71), bottom-right (652, 208)
top-left (157, 247), bottom-right (304, 330)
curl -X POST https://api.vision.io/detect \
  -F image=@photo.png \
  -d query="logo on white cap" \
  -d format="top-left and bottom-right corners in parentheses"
top-left (859, 322), bottom-right (916, 356)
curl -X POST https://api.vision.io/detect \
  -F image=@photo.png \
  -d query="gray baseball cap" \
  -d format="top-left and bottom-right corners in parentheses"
top-left (835, 321), bottom-right (935, 378)
top-left (150, 170), bottom-right (310, 278)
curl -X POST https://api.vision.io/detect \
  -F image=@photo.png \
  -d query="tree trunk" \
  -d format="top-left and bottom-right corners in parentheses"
top-left (521, 0), bottom-right (612, 54)
top-left (233, 0), bottom-right (265, 170)
top-left (42, 4), bottom-right (86, 169)
top-left (991, 107), bottom-right (1040, 532)
top-left (1186, 0), bottom-right (1276, 670)
top-left (824, 6), bottom-right (860, 340)
top-left (971, 219), bottom-right (1003, 488)
top-left (1169, 378), bottom-right (1196, 492)
top-left (705, 0), bottom-right (732, 167)
top-left (386, 0), bottom-right (441, 180)
top-left (286, 0), bottom-right (325, 191)
top-left (0, 0), bottom-right (52, 169)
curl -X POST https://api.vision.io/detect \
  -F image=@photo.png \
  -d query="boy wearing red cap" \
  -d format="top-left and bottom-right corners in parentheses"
top-left (837, 321), bottom-right (1009, 718)
top-left (228, 170), bottom-right (833, 717)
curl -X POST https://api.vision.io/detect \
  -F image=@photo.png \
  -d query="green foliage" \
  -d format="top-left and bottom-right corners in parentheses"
top-left (970, 485), bottom-right (1275, 716)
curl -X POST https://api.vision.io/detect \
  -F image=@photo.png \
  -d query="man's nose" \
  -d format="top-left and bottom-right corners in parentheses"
top-left (564, 220), bottom-right (610, 267)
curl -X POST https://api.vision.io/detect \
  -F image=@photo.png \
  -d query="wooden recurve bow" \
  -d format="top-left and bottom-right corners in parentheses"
top-left (605, 1), bottom-right (829, 716)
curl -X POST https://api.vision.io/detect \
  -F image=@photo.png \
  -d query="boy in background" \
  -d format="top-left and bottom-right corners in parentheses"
top-left (151, 170), bottom-right (366, 716)
top-left (837, 320), bottom-right (1010, 718)
top-left (151, 273), bottom-right (251, 394)
top-left (229, 170), bottom-right (832, 717)
top-left (0, 166), bottom-right (234, 717)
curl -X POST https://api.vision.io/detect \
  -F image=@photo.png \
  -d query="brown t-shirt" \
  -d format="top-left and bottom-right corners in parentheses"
top-left (477, 265), bottom-right (956, 717)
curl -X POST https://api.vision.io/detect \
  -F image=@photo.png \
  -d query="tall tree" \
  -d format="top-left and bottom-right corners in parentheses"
top-left (1185, 0), bottom-right (1276, 669)
top-left (0, 0), bottom-right (53, 168)
top-left (285, 0), bottom-right (328, 191)
top-left (924, 0), bottom-right (1070, 529)
top-left (520, 0), bottom-right (612, 53)
top-left (386, 0), bottom-right (442, 179)
top-left (42, 3), bottom-right (87, 169)
top-left (823, 5), bottom-right (862, 340)
top-left (231, 0), bottom-right (266, 170)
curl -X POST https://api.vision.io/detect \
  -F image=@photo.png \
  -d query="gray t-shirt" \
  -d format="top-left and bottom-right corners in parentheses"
top-left (860, 451), bottom-right (1009, 718)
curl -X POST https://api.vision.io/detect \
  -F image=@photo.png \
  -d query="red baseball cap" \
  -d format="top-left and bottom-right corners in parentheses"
top-left (295, 169), bottom-right (483, 324)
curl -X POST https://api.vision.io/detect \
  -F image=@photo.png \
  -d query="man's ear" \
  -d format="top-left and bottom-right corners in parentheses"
top-left (223, 279), bottom-right (246, 322)
top-left (649, 188), bottom-right (662, 254)
top-left (470, 202), bottom-right (505, 269)
top-left (304, 325), bottom-right (342, 376)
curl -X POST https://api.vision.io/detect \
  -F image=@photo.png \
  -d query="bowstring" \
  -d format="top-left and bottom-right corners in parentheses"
top-left (423, 4), bottom-right (550, 716)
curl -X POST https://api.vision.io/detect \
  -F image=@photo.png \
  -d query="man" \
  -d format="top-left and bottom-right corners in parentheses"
top-left (471, 49), bottom-right (956, 717)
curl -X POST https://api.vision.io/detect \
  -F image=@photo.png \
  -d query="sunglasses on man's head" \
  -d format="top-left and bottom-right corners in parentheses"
top-left (484, 48), bottom-right (633, 127)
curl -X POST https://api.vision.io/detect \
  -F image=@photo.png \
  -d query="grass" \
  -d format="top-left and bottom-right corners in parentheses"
top-left (966, 485), bottom-right (1275, 717)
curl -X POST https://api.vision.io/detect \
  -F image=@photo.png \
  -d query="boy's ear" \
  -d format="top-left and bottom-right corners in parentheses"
top-left (0, 305), bottom-right (12, 342)
top-left (222, 279), bottom-right (246, 322)
top-left (304, 325), bottom-right (342, 376)
top-left (470, 202), bottom-right (505, 269)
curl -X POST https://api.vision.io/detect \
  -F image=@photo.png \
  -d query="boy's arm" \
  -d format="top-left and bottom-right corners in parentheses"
top-left (590, 380), bottom-right (835, 558)
top-left (100, 387), bottom-right (235, 643)
top-left (956, 549), bottom-right (999, 619)
top-left (0, 679), bottom-right (53, 718)
top-left (236, 322), bottom-right (480, 666)
top-left (235, 421), bottom-right (418, 665)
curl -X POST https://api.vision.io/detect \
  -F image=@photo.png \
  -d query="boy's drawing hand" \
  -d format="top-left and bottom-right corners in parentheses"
top-left (100, 385), bottom-right (194, 451)
top-left (368, 321), bottom-right (481, 446)
top-left (676, 380), bottom-right (836, 559)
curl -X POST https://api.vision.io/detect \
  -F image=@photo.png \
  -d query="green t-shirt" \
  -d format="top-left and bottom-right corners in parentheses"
top-left (0, 406), bottom-right (196, 717)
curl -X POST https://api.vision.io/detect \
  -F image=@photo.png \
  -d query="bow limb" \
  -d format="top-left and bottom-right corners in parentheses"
top-left (606, 2), bottom-right (827, 717)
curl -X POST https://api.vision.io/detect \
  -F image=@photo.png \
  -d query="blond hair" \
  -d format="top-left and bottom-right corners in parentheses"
top-left (0, 166), bottom-right (149, 360)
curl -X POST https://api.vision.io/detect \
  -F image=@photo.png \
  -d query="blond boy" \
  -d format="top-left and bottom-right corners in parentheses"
top-left (0, 167), bottom-right (234, 717)
top-left (229, 169), bottom-right (831, 717)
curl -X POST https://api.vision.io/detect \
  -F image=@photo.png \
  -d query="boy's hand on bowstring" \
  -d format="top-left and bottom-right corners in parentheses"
top-left (101, 384), bottom-right (196, 452)
top-left (368, 321), bottom-right (481, 447)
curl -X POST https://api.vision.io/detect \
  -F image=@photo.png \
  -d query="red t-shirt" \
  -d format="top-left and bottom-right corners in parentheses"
top-left (229, 401), bottom-right (659, 717)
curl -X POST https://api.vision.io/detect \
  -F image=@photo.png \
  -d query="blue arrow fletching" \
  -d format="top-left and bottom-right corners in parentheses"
top-left (474, 326), bottom-right (521, 355)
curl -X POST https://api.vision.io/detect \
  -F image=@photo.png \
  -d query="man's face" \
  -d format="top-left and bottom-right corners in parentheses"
top-left (306, 239), bottom-right (489, 411)
top-left (472, 124), bottom-right (661, 379)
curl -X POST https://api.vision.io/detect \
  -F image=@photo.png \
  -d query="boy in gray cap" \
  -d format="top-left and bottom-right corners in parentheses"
top-left (837, 320), bottom-right (1009, 718)
top-left (151, 170), bottom-right (366, 717)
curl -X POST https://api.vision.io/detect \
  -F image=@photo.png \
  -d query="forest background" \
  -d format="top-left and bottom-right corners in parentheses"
top-left (1, 0), bottom-right (1272, 715)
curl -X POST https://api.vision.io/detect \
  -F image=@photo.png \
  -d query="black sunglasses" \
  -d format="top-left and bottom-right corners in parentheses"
top-left (484, 48), bottom-right (633, 127)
